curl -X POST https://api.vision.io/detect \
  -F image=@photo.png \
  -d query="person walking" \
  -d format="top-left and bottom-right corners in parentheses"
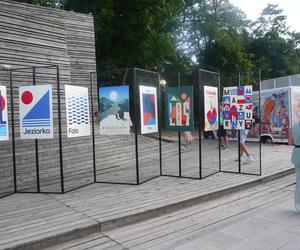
top-left (292, 122), bottom-right (300, 212)
top-left (218, 103), bottom-right (228, 149)
top-left (238, 129), bottom-right (254, 164)
top-left (184, 131), bottom-right (193, 145)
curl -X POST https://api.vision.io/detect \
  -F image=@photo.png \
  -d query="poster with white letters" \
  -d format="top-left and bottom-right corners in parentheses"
top-left (65, 85), bottom-right (91, 138)
top-left (19, 85), bottom-right (53, 139)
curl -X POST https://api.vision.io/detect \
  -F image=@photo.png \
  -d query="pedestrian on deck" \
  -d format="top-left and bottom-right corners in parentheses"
top-left (218, 103), bottom-right (228, 149)
top-left (238, 129), bottom-right (254, 164)
top-left (184, 131), bottom-right (193, 145)
top-left (291, 122), bottom-right (300, 212)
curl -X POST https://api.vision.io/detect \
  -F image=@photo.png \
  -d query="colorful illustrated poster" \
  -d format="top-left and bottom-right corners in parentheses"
top-left (204, 86), bottom-right (218, 131)
top-left (223, 86), bottom-right (253, 130)
top-left (139, 85), bottom-right (158, 134)
top-left (0, 86), bottom-right (9, 141)
top-left (65, 85), bottom-right (91, 138)
top-left (99, 85), bottom-right (130, 135)
top-left (165, 86), bottom-right (194, 131)
top-left (19, 85), bottom-right (53, 139)
top-left (257, 88), bottom-right (290, 139)
top-left (291, 88), bottom-right (300, 126)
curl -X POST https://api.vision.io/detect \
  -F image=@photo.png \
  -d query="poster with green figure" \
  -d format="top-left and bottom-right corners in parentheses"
top-left (165, 86), bottom-right (194, 131)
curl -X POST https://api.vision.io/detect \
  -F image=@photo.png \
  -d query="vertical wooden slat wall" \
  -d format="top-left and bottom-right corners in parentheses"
top-left (0, 0), bottom-right (97, 194)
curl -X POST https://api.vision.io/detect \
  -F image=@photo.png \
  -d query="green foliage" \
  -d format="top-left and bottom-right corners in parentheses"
top-left (248, 4), bottom-right (300, 79)
top-left (179, 0), bottom-right (252, 76)
top-left (10, 0), bottom-right (300, 80)
top-left (14, 0), bottom-right (62, 8)
top-left (64, 0), bottom-right (186, 71)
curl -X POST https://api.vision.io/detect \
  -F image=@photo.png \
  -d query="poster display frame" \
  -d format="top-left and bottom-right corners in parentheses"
top-left (0, 86), bottom-right (9, 141)
top-left (99, 85), bottom-right (130, 135)
top-left (165, 86), bottom-right (194, 132)
top-left (139, 85), bottom-right (158, 135)
top-left (19, 84), bottom-right (54, 140)
top-left (204, 85), bottom-right (219, 132)
top-left (65, 84), bottom-right (91, 138)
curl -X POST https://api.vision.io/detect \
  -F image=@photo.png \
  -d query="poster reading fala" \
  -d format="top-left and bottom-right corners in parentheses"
top-left (165, 86), bottom-right (194, 131)
top-left (99, 85), bottom-right (130, 135)
top-left (223, 85), bottom-right (253, 130)
top-left (204, 86), bottom-right (218, 131)
top-left (65, 85), bottom-right (91, 138)
top-left (139, 85), bottom-right (158, 134)
top-left (0, 86), bottom-right (9, 141)
top-left (19, 85), bottom-right (53, 139)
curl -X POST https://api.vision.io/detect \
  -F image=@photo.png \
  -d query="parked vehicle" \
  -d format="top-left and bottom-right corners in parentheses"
top-left (247, 75), bottom-right (300, 144)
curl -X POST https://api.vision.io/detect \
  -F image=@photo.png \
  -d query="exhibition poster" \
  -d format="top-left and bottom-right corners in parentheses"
top-left (19, 85), bottom-right (53, 139)
top-left (259, 89), bottom-right (290, 138)
top-left (139, 85), bottom-right (158, 134)
top-left (99, 85), bottom-right (130, 135)
top-left (223, 86), bottom-right (253, 130)
top-left (165, 86), bottom-right (194, 131)
top-left (291, 88), bottom-right (300, 126)
top-left (0, 86), bottom-right (9, 141)
top-left (204, 86), bottom-right (218, 131)
top-left (65, 85), bottom-right (91, 138)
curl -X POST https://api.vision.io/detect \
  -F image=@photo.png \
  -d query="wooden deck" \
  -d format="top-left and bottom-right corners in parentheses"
top-left (0, 142), bottom-right (294, 250)
top-left (48, 175), bottom-right (295, 250)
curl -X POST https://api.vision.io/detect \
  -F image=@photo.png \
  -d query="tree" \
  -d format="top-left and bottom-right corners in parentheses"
top-left (64, 0), bottom-right (186, 71)
top-left (179, 0), bottom-right (253, 75)
top-left (248, 4), bottom-right (300, 79)
top-left (14, 0), bottom-right (63, 8)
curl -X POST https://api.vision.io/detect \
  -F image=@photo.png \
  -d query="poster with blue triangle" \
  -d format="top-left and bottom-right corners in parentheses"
top-left (0, 86), bottom-right (9, 141)
top-left (19, 85), bottom-right (53, 139)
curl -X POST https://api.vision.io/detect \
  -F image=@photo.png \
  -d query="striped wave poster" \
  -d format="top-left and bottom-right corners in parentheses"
top-left (65, 85), bottom-right (90, 138)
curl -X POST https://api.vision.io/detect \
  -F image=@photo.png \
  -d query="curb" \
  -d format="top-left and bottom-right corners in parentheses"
top-left (100, 167), bottom-right (295, 231)
top-left (6, 223), bottom-right (100, 250)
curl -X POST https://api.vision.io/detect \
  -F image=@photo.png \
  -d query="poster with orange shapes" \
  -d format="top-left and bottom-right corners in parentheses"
top-left (165, 86), bottom-right (194, 131)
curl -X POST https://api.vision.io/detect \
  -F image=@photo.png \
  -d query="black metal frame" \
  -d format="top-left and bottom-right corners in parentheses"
top-left (0, 66), bottom-right (263, 199)
top-left (199, 69), bottom-right (222, 179)
top-left (8, 65), bottom-right (65, 194)
top-left (219, 70), bottom-right (262, 176)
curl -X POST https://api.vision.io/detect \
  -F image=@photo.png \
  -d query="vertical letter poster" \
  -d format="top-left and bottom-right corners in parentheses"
top-left (99, 85), bottom-right (130, 135)
top-left (65, 85), bottom-right (91, 138)
top-left (165, 86), bottom-right (194, 131)
top-left (139, 85), bottom-right (158, 134)
top-left (19, 85), bottom-right (53, 139)
top-left (223, 85), bottom-right (253, 130)
top-left (0, 86), bottom-right (9, 141)
top-left (204, 86), bottom-right (218, 131)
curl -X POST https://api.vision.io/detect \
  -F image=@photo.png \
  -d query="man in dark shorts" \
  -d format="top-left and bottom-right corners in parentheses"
top-left (218, 103), bottom-right (228, 149)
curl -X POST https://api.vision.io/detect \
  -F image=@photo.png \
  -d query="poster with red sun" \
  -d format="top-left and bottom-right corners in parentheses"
top-left (19, 85), bottom-right (53, 139)
top-left (0, 86), bottom-right (9, 141)
top-left (204, 86), bottom-right (218, 131)
top-left (139, 85), bottom-right (158, 134)
top-left (165, 86), bottom-right (194, 131)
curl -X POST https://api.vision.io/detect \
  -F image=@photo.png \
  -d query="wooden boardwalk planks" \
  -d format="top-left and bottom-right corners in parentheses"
top-left (0, 142), bottom-right (294, 249)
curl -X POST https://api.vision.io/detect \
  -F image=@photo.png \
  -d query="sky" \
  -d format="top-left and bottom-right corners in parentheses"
top-left (230, 0), bottom-right (300, 32)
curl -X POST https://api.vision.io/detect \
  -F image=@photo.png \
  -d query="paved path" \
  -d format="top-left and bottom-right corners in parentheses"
top-left (47, 175), bottom-right (298, 250)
